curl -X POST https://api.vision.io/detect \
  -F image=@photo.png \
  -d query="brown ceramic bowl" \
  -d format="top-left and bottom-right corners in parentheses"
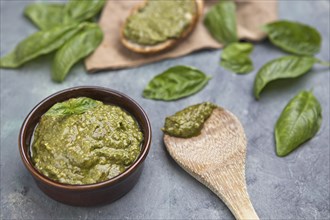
top-left (19, 86), bottom-right (151, 206)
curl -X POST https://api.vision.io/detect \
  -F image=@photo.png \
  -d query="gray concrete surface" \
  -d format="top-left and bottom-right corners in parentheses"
top-left (1, 0), bottom-right (329, 219)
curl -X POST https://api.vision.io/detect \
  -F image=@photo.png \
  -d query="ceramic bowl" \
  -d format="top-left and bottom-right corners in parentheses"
top-left (19, 86), bottom-right (152, 206)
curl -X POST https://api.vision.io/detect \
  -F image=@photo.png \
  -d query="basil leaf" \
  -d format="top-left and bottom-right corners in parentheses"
top-left (45, 97), bottom-right (101, 116)
top-left (24, 3), bottom-right (65, 30)
top-left (220, 42), bottom-right (254, 74)
top-left (52, 23), bottom-right (103, 82)
top-left (275, 91), bottom-right (322, 157)
top-left (143, 66), bottom-right (211, 101)
top-left (64, 0), bottom-right (105, 23)
top-left (315, 59), bottom-right (330, 67)
top-left (204, 0), bottom-right (238, 45)
top-left (254, 56), bottom-right (317, 99)
top-left (0, 24), bottom-right (82, 68)
top-left (262, 20), bottom-right (321, 56)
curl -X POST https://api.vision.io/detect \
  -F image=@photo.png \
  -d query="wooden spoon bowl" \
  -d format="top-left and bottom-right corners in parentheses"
top-left (164, 107), bottom-right (259, 220)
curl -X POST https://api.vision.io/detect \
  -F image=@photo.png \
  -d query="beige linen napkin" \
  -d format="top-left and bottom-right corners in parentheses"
top-left (85, 0), bottom-right (277, 72)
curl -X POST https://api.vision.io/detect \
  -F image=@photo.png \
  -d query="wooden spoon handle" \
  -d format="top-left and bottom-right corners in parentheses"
top-left (201, 165), bottom-right (259, 220)
top-left (217, 186), bottom-right (259, 220)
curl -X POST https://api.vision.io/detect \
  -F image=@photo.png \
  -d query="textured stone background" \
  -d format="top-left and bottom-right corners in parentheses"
top-left (1, 1), bottom-right (329, 219)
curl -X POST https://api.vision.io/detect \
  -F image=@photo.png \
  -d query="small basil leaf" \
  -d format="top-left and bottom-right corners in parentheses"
top-left (254, 56), bottom-right (317, 99)
top-left (275, 91), bottom-right (322, 157)
top-left (204, 0), bottom-right (238, 45)
top-left (262, 20), bottom-right (322, 56)
top-left (64, 0), bottom-right (105, 23)
top-left (143, 66), bottom-right (211, 101)
top-left (220, 42), bottom-right (254, 74)
top-left (45, 97), bottom-right (101, 116)
top-left (24, 3), bottom-right (65, 30)
top-left (52, 23), bottom-right (103, 82)
top-left (0, 24), bottom-right (82, 68)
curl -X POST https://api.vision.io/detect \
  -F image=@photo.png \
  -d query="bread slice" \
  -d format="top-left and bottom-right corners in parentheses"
top-left (121, 0), bottom-right (204, 54)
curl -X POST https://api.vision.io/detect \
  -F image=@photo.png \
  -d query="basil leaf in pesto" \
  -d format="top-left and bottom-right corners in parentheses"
top-left (220, 42), bottom-right (254, 74)
top-left (262, 20), bottom-right (321, 56)
top-left (253, 56), bottom-right (317, 99)
top-left (143, 66), bottom-right (211, 101)
top-left (64, 0), bottom-right (105, 24)
top-left (0, 24), bottom-right (82, 68)
top-left (45, 97), bottom-right (101, 116)
top-left (24, 3), bottom-right (65, 30)
top-left (52, 23), bottom-right (103, 82)
top-left (204, 0), bottom-right (238, 45)
top-left (275, 91), bottom-right (322, 157)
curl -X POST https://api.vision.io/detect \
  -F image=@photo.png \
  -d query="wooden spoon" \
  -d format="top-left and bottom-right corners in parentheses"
top-left (164, 107), bottom-right (259, 220)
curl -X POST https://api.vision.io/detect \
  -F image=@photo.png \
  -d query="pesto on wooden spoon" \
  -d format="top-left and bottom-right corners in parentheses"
top-left (163, 103), bottom-right (259, 219)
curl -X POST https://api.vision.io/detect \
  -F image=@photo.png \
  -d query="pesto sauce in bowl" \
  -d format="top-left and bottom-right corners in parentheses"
top-left (31, 97), bottom-right (143, 185)
top-left (123, 0), bottom-right (196, 45)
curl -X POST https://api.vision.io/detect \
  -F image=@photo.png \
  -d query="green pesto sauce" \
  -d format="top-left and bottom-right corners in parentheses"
top-left (32, 97), bottom-right (143, 185)
top-left (162, 102), bottom-right (217, 138)
top-left (124, 0), bottom-right (196, 46)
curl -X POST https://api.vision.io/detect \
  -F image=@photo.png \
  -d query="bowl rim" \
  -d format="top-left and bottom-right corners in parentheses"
top-left (18, 86), bottom-right (152, 191)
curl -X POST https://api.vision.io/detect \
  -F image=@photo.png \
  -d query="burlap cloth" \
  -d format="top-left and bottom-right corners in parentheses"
top-left (85, 0), bottom-right (277, 72)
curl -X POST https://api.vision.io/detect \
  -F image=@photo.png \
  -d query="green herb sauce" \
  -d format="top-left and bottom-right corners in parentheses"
top-left (32, 97), bottom-right (143, 185)
top-left (162, 102), bottom-right (217, 138)
top-left (123, 0), bottom-right (196, 45)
